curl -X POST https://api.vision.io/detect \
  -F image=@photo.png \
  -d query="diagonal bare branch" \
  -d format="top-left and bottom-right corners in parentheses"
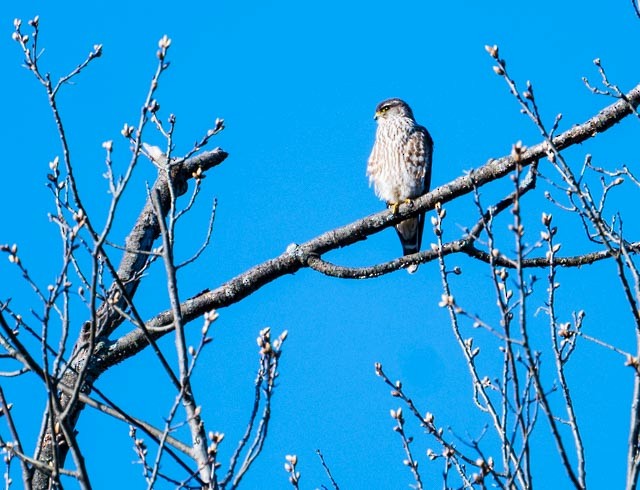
top-left (102, 82), bottom-right (640, 368)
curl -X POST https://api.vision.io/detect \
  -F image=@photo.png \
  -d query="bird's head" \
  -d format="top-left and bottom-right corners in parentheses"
top-left (374, 98), bottom-right (414, 121)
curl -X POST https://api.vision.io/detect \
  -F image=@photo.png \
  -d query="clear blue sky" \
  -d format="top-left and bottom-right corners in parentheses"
top-left (1, 0), bottom-right (639, 488)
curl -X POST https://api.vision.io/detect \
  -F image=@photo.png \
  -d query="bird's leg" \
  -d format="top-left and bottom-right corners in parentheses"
top-left (388, 199), bottom-right (413, 215)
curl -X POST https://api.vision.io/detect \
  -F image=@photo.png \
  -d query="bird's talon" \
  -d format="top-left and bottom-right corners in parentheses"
top-left (390, 203), bottom-right (399, 214)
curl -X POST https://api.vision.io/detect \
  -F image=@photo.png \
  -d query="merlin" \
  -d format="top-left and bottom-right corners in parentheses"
top-left (367, 98), bottom-right (433, 273)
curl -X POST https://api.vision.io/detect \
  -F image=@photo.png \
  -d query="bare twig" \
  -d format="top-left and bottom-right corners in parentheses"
top-left (315, 449), bottom-right (340, 490)
top-left (284, 454), bottom-right (301, 490)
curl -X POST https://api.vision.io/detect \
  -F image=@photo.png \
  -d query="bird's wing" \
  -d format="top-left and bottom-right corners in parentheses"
top-left (405, 124), bottom-right (433, 193)
top-left (395, 124), bottom-right (433, 267)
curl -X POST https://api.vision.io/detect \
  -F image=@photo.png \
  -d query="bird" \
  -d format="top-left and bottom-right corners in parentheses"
top-left (367, 98), bottom-right (433, 273)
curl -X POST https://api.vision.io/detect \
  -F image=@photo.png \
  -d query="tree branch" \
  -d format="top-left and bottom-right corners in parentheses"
top-left (102, 82), bottom-right (640, 368)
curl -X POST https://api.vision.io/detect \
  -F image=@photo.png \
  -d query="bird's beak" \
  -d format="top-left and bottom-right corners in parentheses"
top-left (374, 111), bottom-right (380, 120)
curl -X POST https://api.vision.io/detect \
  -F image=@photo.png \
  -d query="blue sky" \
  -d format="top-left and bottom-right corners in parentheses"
top-left (1, 0), bottom-right (640, 488)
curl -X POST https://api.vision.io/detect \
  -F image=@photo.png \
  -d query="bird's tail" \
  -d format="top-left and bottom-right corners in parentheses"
top-left (395, 213), bottom-right (425, 274)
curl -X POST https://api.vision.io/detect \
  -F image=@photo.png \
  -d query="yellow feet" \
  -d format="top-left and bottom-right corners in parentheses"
top-left (389, 199), bottom-right (413, 215)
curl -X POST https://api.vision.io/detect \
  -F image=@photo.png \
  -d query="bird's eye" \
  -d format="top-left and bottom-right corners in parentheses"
top-left (381, 106), bottom-right (389, 112)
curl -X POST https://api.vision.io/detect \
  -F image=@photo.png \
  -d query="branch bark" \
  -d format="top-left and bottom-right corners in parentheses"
top-left (102, 82), bottom-right (640, 369)
top-left (32, 149), bottom-right (227, 489)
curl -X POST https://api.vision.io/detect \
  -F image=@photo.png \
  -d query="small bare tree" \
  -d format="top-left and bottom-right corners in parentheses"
top-left (2, 12), bottom-right (640, 490)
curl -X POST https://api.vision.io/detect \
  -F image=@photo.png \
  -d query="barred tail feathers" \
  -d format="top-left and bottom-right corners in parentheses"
top-left (395, 212), bottom-right (425, 273)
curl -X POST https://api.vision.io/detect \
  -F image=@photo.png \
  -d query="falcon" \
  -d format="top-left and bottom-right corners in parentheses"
top-left (367, 98), bottom-right (433, 273)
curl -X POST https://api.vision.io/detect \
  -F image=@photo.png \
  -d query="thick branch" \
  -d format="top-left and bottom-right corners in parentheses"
top-left (32, 149), bottom-right (227, 489)
top-left (102, 83), bottom-right (640, 368)
top-left (96, 148), bottom-right (228, 338)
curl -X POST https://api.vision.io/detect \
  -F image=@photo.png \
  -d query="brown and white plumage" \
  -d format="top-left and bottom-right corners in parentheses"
top-left (367, 98), bottom-right (433, 273)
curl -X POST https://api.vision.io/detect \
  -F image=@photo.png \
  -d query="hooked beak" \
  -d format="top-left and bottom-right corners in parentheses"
top-left (374, 111), bottom-right (381, 120)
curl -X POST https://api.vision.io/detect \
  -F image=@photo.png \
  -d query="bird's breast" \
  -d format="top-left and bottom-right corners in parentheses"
top-left (367, 119), bottom-right (425, 203)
